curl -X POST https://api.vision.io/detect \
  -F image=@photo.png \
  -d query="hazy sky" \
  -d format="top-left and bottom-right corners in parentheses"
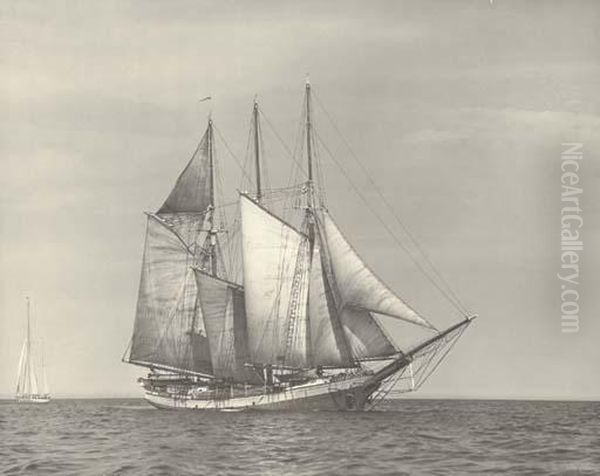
top-left (1, 1), bottom-right (599, 398)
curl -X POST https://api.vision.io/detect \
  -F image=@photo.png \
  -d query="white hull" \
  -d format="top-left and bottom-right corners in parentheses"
top-left (145, 375), bottom-right (378, 411)
top-left (16, 395), bottom-right (51, 404)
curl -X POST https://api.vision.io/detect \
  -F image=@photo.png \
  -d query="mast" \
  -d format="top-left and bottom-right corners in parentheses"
top-left (305, 78), bottom-right (314, 207)
top-left (207, 118), bottom-right (218, 276)
top-left (253, 98), bottom-right (262, 202)
top-left (304, 78), bottom-right (315, 366)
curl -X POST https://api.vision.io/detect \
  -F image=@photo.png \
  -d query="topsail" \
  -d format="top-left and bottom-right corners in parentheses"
top-left (158, 130), bottom-right (212, 215)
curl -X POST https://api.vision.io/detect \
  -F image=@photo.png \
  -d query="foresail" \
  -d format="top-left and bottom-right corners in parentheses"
top-left (130, 214), bottom-right (212, 375)
top-left (318, 211), bottom-right (435, 330)
top-left (240, 195), bottom-right (311, 367)
top-left (194, 269), bottom-right (258, 383)
top-left (158, 130), bottom-right (212, 214)
top-left (308, 244), bottom-right (353, 366)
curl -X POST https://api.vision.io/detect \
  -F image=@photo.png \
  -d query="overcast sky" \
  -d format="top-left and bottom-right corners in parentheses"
top-left (1, 0), bottom-right (599, 398)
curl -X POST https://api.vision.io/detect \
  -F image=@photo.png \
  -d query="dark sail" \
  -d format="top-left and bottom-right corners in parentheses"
top-left (194, 269), bottom-right (260, 383)
top-left (129, 214), bottom-right (212, 375)
top-left (158, 130), bottom-right (212, 214)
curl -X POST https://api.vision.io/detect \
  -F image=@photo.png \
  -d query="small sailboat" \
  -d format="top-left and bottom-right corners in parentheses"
top-left (16, 297), bottom-right (50, 403)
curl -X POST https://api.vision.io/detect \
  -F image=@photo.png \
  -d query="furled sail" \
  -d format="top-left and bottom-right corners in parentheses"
top-left (308, 243), bottom-right (354, 366)
top-left (158, 130), bottom-right (212, 214)
top-left (240, 195), bottom-right (311, 367)
top-left (130, 214), bottom-right (212, 375)
top-left (318, 210), bottom-right (435, 329)
top-left (194, 269), bottom-right (259, 383)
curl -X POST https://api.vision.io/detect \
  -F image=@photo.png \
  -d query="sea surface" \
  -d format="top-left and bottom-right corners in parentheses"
top-left (0, 398), bottom-right (598, 475)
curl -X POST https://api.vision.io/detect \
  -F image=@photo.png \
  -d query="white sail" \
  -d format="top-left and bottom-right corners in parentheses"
top-left (15, 341), bottom-right (27, 396)
top-left (319, 211), bottom-right (435, 329)
top-left (308, 244), bottom-right (353, 366)
top-left (240, 195), bottom-right (311, 366)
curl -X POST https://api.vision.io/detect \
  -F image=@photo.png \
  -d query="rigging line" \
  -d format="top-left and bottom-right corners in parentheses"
top-left (313, 92), bottom-right (469, 315)
top-left (416, 326), bottom-right (466, 389)
top-left (258, 107), bottom-right (309, 181)
top-left (240, 118), bottom-right (254, 192)
top-left (313, 130), bottom-right (466, 315)
top-left (213, 123), bottom-right (255, 186)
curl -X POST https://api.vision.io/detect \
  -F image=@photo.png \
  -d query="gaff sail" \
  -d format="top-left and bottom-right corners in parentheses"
top-left (194, 269), bottom-right (259, 383)
top-left (129, 214), bottom-right (212, 375)
top-left (307, 243), bottom-right (354, 366)
top-left (240, 194), bottom-right (311, 367)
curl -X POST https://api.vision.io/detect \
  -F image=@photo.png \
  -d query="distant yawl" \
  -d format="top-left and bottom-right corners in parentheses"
top-left (16, 297), bottom-right (50, 403)
top-left (123, 80), bottom-right (476, 410)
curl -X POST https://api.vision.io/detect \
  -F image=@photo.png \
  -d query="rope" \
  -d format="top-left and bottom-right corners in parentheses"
top-left (313, 92), bottom-right (469, 316)
top-left (314, 130), bottom-right (467, 316)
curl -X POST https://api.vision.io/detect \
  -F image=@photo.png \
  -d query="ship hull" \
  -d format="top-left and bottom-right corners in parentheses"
top-left (16, 395), bottom-right (51, 404)
top-left (144, 375), bottom-right (380, 411)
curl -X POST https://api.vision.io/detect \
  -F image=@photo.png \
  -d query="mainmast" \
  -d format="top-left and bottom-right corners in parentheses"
top-left (207, 118), bottom-right (218, 276)
top-left (253, 99), bottom-right (262, 202)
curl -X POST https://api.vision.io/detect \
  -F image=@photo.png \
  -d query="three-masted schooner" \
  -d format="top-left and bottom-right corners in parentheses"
top-left (124, 81), bottom-right (476, 411)
top-left (16, 297), bottom-right (51, 403)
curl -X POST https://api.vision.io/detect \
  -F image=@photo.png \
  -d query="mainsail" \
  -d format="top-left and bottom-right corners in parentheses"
top-left (240, 194), bottom-right (311, 367)
top-left (15, 298), bottom-right (46, 399)
top-left (16, 340), bottom-right (38, 396)
top-left (308, 243), bottom-right (354, 366)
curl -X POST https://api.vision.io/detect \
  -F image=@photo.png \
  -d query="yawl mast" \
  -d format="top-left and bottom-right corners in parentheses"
top-left (124, 81), bottom-right (475, 410)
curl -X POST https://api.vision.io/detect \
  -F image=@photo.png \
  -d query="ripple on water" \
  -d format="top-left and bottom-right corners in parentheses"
top-left (1, 399), bottom-right (599, 475)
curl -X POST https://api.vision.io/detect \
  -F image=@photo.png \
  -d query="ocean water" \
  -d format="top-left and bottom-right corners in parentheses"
top-left (0, 399), bottom-right (598, 475)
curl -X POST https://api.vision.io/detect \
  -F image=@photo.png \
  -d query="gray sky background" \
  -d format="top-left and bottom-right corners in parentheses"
top-left (1, 0), bottom-right (599, 398)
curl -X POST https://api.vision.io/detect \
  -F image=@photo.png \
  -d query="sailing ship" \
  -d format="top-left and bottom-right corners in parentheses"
top-left (124, 80), bottom-right (476, 411)
top-left (16, 297), bottom-right (51, 403)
